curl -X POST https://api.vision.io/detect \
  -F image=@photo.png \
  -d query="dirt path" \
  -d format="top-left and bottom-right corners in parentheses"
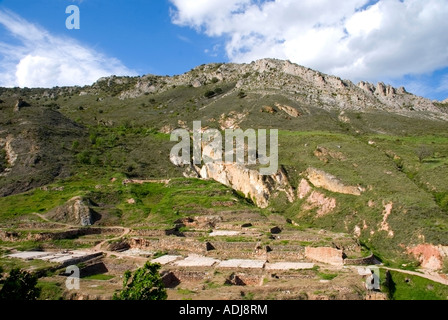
top-left (383, 267), bottom-right (448, 286)
top-left (32, 212), bottom-right (73, 228)
top-left (93, 227), bottom-right (131, 252)
top-left (33, 212), bottom-right (131, 254)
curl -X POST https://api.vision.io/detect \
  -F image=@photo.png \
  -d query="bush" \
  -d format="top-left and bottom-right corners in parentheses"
top-left (237, 91), bottom-right (247, 99)
top-left (72, 140), bottom-right (79, 150)
top-left (113, 262), bottom-right (167, 300)
top-left (415, 145), bottom-right (433, 163)
top-left (0, 149), bottom-right (7, 172)
top-left (204, 90), bottom-right (215, 99)
top-left (77, 151), bottom-right (91, 165)
top-left (0, 268), bottom-right (41, 300)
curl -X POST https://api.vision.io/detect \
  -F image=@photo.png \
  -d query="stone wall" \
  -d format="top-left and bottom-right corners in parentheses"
top-left (305, 247), bottom-right (344, 266)
top-left (343, 254), bottom-right (376, 266)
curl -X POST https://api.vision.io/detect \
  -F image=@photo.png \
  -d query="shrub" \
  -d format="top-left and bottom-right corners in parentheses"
top-left (113, 262), bottom-right (167, 300)
top-left (0, 268), bottom-right (41, 300)
top-left (415, 145), bottom-right (433, 163)
top-left (77, 151), bottom-right (91, 165)
top-left (237, 91), bottom-right (247, 99)
top-left (204, 90), bottom-right (215, 99)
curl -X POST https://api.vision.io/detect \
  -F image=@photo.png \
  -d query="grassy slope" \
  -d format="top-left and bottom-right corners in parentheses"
top-left (1, 76), bottom-right (448, 268)
top-left (385, 270), bottom-right (448, 300)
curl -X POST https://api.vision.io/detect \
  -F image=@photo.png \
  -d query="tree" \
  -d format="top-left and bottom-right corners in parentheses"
top-left (0, 268), bottom-right (41, 300)
top-left (204, 90), bottom-right (215, 99)
top-left (415, 145), bottom-right (433, 163)
top-left (113, 262), bottom-right (167, 300)
top-left (237, 91), bottom-right (247, 99)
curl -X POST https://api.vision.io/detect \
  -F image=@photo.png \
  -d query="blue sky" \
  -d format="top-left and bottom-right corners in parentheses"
top-left (0, 0), bottom-right (447, 101)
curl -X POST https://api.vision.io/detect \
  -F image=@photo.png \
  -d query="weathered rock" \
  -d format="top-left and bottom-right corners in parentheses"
top-left (275, 103), bottom-right (300, 118)
top-left (375, 82), bottom-right (387, 96)
top-left (46, 196), bottom-right (97, 226)
top-left (305, 247), bottom-right (344, 266)
top-left (306, 167), bottom-right (362, 196)
top-left (261, 106), bottom-right (277, 114)
top-left (14, 99), bottom-right (29, 112)
top-left (379, 202), bottom-right (394, 237)
top-left (303, 191), bottom-right (337, 217)
top-left (297, 178), bottom-right (312, 199)
top-left (407, 244), bottom-right (447, 271)
top-left (0, 230), bottom-right (19, 241)
top-left (199, 163), bottom-right (295, 208)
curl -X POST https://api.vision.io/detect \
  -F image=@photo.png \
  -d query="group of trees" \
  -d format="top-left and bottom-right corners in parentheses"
top-left (0, 266), bottom-right (41, 300)
top-left (0, 262), bottom-right (166, 301)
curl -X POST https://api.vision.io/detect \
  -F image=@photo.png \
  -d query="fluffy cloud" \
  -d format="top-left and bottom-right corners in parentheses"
top-left (170, 0), bottom-right (448, 84)
top-left (0, 10), bottom-right (135, 88)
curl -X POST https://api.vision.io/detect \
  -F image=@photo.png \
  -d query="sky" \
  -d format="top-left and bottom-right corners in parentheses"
top-left (0, 0), bottom-right (447, 101)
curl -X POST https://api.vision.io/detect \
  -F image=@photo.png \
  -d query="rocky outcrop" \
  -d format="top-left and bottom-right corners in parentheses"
top-left (275, 103), bottom-right (300, 118)
top-left (261, 106), bottom-right (277, 114)
top-left (218, 111), bottom-right (248, 130)
top-left (305, 247), bottom-right (344, 266)
top-left (306, 168), bottom-right (362, 196)
top-left (14, 98), bottom-right (29, 112)
top-left (199, 163), bottom-right (295, 208)
top-left (46, 196), bottom-right (98, 226)
top-left (303, 191), bottom-right (337, 217)
top-left (314, 147), bottom-right (346, 163)
top-left (0, 135), bottom-right (18, 174)
top-left (407, 244), bottom-right (447, 271)
top-left (379, 202), bottom-right (394, 237)
top-left (297, 179), bottom-right (312, 199)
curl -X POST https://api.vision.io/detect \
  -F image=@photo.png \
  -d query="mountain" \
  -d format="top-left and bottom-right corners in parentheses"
top-left (0, 59), bottom-right (447, 291)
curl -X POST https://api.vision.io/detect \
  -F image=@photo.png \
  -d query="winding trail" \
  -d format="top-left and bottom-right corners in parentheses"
top-left (32, 212), bottom-right (131, 254)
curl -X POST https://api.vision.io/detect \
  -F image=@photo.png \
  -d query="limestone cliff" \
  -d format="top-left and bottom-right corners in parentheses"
top-left (199, 163), bottom-right (295, 208)
top-left (306, 167), bottom-right (363, 196)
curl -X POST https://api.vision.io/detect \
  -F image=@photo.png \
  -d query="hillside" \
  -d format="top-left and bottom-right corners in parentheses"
top-left (0, 59), bottom-right (447, 300)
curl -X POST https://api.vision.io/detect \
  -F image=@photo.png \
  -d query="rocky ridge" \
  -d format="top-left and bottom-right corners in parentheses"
top-left (107, 59), bottom-right (447, 120)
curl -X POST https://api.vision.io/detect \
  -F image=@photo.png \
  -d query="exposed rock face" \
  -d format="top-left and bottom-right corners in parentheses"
top-left (107, 58), bottom-right (447, 121)
top-left (14, 99), bottom-right (28, 112)
top-left (0, 107), bottom-right (86, 197)
top-left (46, 196), bottom-right (97, 226)
top-left (303, 191), bottom-right (337, 217)
top-left (218, 111), bottom-right (248, 130)
top-left (199, 163), bottom-right (295, 208)
top-left (379, 202), bottom-right (394, 237)
top-left (408, 244), bottom-right (447, 271)
top-left (275, 103), bottom-right (300, 118)
top-left (0, 135), bottom-right (18, 168)
top-left (305, 247), bottom-right (344, 266)
top-left (314, 147), bottom-right (345, 163)
top-left (297, 179), bottom-right (312, 199)
top-left (261, 106), bottom-right (277, 114)
top-left (306, 168), bottom-right (362, 196)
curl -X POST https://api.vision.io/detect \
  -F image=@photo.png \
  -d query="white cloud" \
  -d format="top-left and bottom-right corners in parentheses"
top-left (170, 0), bottom-right (448, 84)
top-left (0, 10), bottom-right (135, 88)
